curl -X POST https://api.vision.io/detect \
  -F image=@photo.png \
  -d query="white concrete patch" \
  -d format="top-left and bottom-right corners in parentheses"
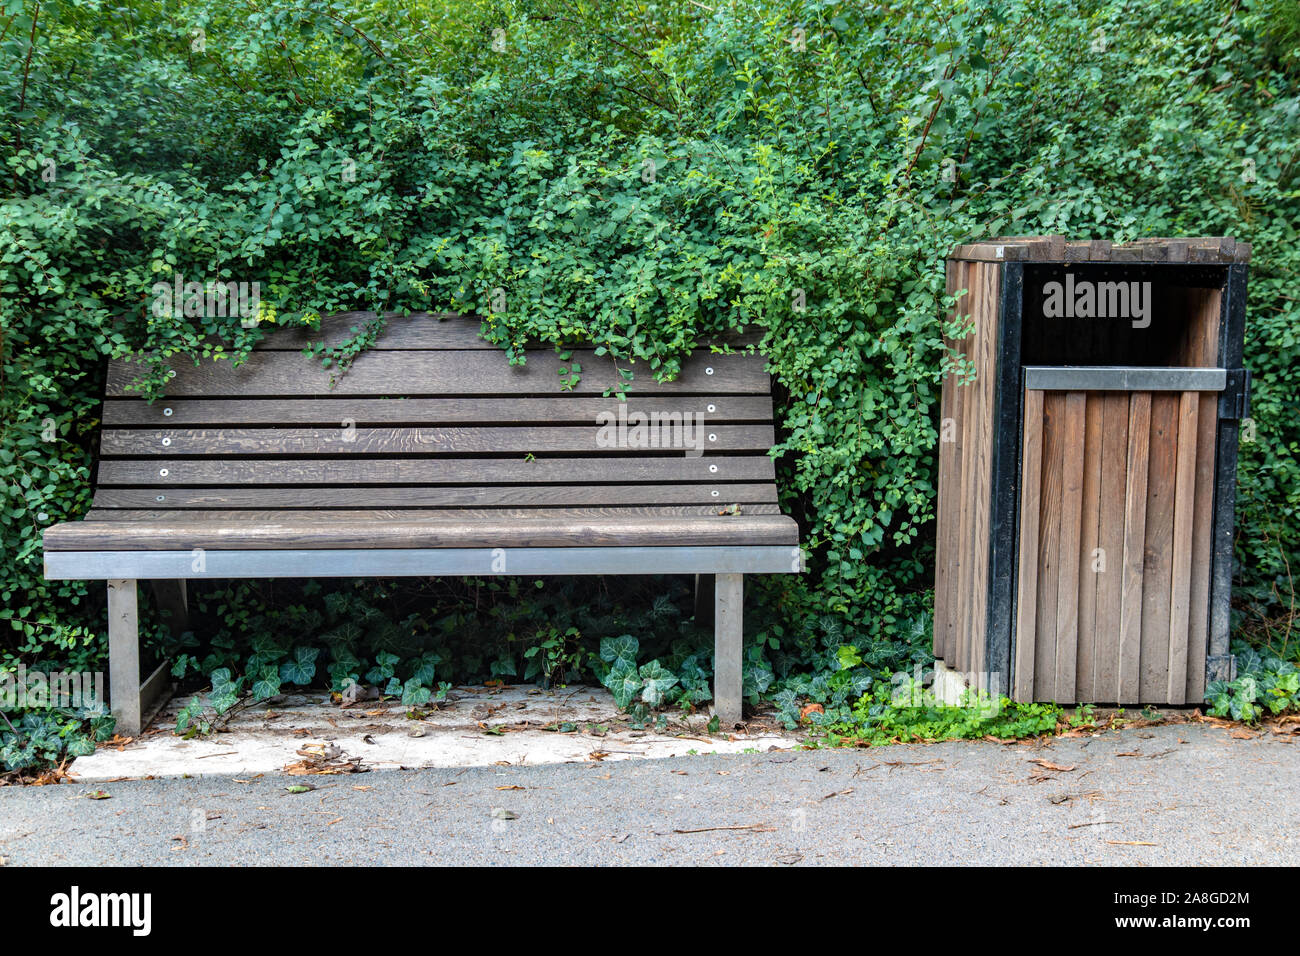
top-left (71, 685), bottom-right (798, 781)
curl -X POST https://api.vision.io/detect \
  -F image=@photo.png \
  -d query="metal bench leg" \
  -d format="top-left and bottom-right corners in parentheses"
top-left (107, 579), bottom-right (141, 737)
top-left (713, 572), bottom-right (743, 727)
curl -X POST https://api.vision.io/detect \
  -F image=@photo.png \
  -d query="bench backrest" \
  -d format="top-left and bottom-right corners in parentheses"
top-left (92, 314), bottom-right (783, 520)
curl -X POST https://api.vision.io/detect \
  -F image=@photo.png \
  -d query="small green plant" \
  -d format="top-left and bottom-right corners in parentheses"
top-left (0, 705), bottom-right (115, 776)
top-left (175, 668), bottom-right (247, 738)
top-left (1207, 641), bottom-right (1300, 722)
top-left (820, 681), bottom-right (1063, 747)
top-left (1069, 704), bottom-right (1097, 729)
top-left (523, 626), bottom-right (585, 689)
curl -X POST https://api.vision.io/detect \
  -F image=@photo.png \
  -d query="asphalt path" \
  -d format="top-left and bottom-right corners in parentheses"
top-left (0, 722), bottom-right (1294, 865)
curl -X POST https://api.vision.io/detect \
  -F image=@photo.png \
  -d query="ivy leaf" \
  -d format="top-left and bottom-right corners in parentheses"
top-left (366, 651), bottom-right (400, 684)
top-left (638, 660), bottom-right (678, 707)
top-left (401, 679), bottom-right (432, 707)
top-left (280, 646), bottom-right (320, 685)
top-left (251, 666), bottom-right (282, 701)
top-left (600, 634), bottom-right (639, 670)
top-left (209, 685), bottom-right (241, 715)
top-left (175, 696), bottom-right (205, 735)
top-left (603, 662), bottom-right (642, 709)
top-left (411, 651), bottom-right (441, 685)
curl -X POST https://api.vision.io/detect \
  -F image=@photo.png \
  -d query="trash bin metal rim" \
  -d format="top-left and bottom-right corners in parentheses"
top-left (1021, 366), bottom-right (1227, 392)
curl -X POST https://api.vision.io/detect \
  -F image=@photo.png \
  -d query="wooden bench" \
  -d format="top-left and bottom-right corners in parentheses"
top-left (43, 314), bottom-right (801, 734)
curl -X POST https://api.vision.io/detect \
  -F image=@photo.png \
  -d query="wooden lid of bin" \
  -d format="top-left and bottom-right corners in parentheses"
top-left (949, 235), bottom-right (1251, 264)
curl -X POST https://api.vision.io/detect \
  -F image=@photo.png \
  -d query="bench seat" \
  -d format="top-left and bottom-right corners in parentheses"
top-left (45, 510), bottom-right (799, 552)
top-left (43, 313), bottom-right (802, 735)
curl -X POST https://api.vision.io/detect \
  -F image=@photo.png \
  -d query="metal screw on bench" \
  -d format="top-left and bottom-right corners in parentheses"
top-left (709, 464), bottom-right (717, 473)
top-left (708, 433), bottom-right (716, 442)
top-left (156, 496), bottom-right (165, 503)
top-left (163, 408), bottom-right (173, 416)
top-left (707, 404), bottom-right (716, 413)
top-left (705, 367), bottom-right (713, 375)
top-left (159, 468), bottom-right (168, 477)
top-left (161, 437), bottom-right (171, 446)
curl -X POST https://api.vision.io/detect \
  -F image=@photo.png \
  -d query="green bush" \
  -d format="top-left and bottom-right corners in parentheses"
top-left (2, 0), bottom-right (1298, 752)
top-left (0, 706), bottom-right (116, 778)
top-left (1207, 640), bottom-right (1300, 721)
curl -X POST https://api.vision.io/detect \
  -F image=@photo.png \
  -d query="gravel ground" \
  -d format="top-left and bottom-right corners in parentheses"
top-left (0, 722), bottom-right (1294, 866)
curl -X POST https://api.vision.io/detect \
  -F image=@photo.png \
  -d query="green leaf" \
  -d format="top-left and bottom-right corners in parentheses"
top-left (603, 662), bottom-right (642, 709)
top-left (600, 634), bottom-right (639, 670)
top-left (638, 660), bottom-right (678, 708)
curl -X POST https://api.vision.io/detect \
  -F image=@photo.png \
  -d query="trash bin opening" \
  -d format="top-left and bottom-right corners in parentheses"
top-left (1021, 263), bottom-right (1225, 368)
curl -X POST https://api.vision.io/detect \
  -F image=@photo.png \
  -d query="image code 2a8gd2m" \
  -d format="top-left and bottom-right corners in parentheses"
top-left (1115, 892), bottom-right (1252, 906)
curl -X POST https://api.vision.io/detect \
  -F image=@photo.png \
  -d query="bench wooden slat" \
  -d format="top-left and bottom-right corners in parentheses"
top-left (107, 350), bottom-right (769, 397)
top-left (252, 313), bottom-right (766, 351)
top-left (95, 455), bottom-right (777, 485)
top-left (102, 395), bottom-right (774, 426)
top-left (45, 512), bottom-right (800, 550)
top-left (92, 483), bottom-right (780, 509)
top-left (82, 505), bottom-right (782, 521)
top-left (99, 424), bottom-right (774, 456)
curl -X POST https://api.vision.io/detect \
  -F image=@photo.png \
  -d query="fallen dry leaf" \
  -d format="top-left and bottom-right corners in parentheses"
top-left (1028, 759), bottom-right (1077, 772)
top-left (1197, 715), bottom-right (1238, 728)
top-left (284, 743), bottom-right (368, 775)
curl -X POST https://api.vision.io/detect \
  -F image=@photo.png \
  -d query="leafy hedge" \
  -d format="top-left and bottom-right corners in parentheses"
top-left (2, 0), bottom-right (1299, 737)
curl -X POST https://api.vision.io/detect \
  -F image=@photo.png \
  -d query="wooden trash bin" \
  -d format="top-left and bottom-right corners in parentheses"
top-left (933, 236), bottom-right (1251, 705)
